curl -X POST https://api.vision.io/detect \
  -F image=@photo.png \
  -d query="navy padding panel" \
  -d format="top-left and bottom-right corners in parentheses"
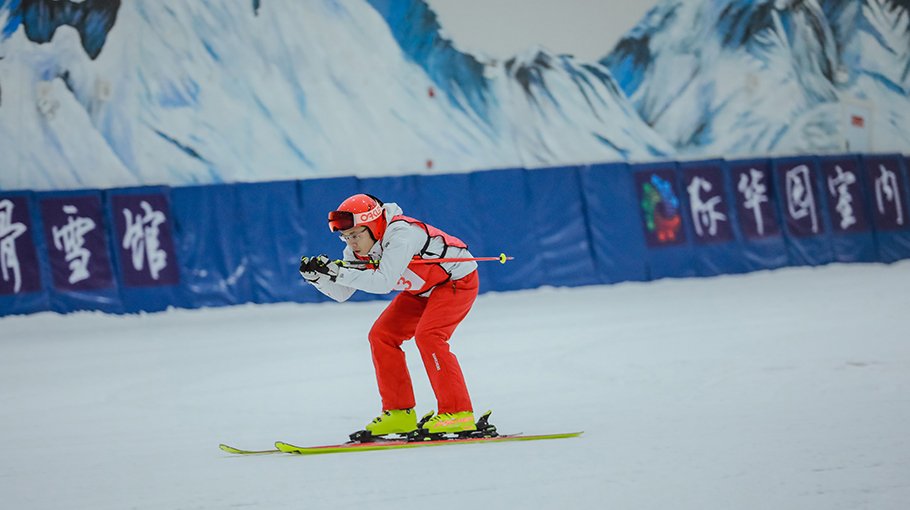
top-left (630, 161), bottom-right (698, 280)
top-left (0, 191), bottom-right (50, 316)
top-left (104, 186), bottom-right (179, 313)
top-left (726, 158), bottom-right (789, 271)
top-left (678, 159), bottom-right (749, 277)
top-left (236, 180), bottom-right (309, 304)
top-left (578, 162), bottom-right (648, 284)
top-left (170, 184), bottom-right (252, 308)
top-left (817, 155), bottom-right (877, 263)
top-left (771, 157), bottom-right (834, 267)
top-left (527, 165), bottom-right (599, 287)
top-left (861, 154), bottom-right (910, 262)
top-left (469, 168), bottom-right (543, 292)
top-left (36, 189), bottom-right (123, 314)
top-left (298, 176), bottom-right (360, 303)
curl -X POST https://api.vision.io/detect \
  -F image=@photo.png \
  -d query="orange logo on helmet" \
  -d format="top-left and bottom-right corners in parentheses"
top-left (358, 206), bottom-right (383, 223)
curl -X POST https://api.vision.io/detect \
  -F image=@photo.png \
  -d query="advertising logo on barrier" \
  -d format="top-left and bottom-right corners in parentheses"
top-left (681, 165), bottom-right (732, 243)
top-left (821, 158), bottom-right (869, 233)
top-left (111, 193), bottom-right (179, 286)
top-left (775, 160), bottom-right (823, 237)
top-left (731, 161), bottom-right (779, 239)
top-left (0, 196), bottom-right (42, 295)
top-left (863, 157), bottom-right (907, 230)
top-left (40, 195), bottom-right (114, 291)
top-left (635, 169), bottom-right (685, 246)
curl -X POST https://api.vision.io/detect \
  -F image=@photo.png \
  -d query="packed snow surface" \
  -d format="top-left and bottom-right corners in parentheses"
top-left (1, 261), bottom-right (909, 509)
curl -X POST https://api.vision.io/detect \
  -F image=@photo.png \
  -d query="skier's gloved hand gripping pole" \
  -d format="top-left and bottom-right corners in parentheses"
top-left (299, 255), bottom-right (342, 282)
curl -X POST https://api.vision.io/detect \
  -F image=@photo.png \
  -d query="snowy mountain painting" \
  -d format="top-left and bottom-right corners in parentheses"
top-left (603, 0), bottom-right (910, 157)
top-left (0, 0), bottom-right (908, 191)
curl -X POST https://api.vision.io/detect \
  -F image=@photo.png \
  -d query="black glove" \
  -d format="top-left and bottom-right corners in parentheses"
top-left (299, 256), bottom-right (322, 283)
top-left (299, 255), bottom-right (341, 282)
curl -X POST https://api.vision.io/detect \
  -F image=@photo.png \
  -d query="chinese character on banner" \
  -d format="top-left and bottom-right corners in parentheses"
top-left (112, 193), bottom-right (179, 287)
top-left (40, 195), bottom-right (113, 291)
top-left (874, 164), bottom-right (905, 227)
top-left (861, 157), bottom-right (908, 231)
top-left (778, 162), bottom-right (822, 237)
top-left (827, 166), bottom-right (857, 230)
top-left (731, 163), bottom-right (779, 239)
top-left (0, 199), bottom-right (28, 293)
top-left (52, 205), bottom-right (96, 285)
top-left (0, 197), bottom-right (45, 295)
top-left (821, 159), bottom-right (868, 234)
top-left (635, 169), bottom-right (685, 247)
top-left (123, 201), bottom-right (167, 279)
top-left (683, 166), bottom-right (732, 243)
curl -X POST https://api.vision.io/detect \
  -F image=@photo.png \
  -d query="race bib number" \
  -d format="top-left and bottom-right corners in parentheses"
top-left (393, 268), bottom-right (425, 292)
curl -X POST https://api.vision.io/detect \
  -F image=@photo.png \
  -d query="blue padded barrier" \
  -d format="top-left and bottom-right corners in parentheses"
top-left (578, 162), bottom-right (648, 284)
top-left (772, 156), bottom-right (835, 267)
top-left (629, 161), bottom-right (699, 280)
top-left (2, 153), bottom-right (910, 317)
top-left (678, 159), bottom-right (750, 277)
top-left (36, 189), bottom-right (123, 314)
top-left (526, 165), bottom-right (599, 288)
top-left (0, 191), bottom-right (49, 315)
top-left (861, 154), bottom-right (910, 263)
top-left (817, 155), bottom-right (878, 263)
top-left (725, 157), bottom-right (790, 272)
top-left (469, 168), bottom-right (543, 293)
top-left (170, 184), bottom-right (253, 308)
top-left (105, 186), bottom-right (180, 313)
top-left (235, 180), bottom-right (308, 305)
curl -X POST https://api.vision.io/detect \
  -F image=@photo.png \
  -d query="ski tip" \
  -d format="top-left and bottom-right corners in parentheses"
top-left (219, 443), bottom-right (281, 455)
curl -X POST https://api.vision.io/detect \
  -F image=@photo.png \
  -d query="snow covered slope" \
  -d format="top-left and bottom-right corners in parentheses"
top-left (1, 261), bottom-right (908, 509)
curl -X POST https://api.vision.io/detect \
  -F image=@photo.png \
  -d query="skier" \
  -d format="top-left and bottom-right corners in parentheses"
top-left (299, 193), bottom-right (479, 438)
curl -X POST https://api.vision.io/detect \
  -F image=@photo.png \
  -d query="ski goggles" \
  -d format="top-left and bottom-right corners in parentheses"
top-left (327, 204), bottom-right (383, 232)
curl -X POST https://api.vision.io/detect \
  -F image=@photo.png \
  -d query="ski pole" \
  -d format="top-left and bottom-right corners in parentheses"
top-left (337, 253), bottom-right (513, 266)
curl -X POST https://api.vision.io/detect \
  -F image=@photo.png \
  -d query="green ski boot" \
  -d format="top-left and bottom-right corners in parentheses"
top-left (364, 409), bottom-right (418, 436)
top-left (422, 411), bottom-right (477, 434)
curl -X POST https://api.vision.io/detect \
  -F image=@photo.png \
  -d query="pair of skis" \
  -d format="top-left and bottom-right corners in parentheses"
top-left (220, 411), bottom-right (582, 456)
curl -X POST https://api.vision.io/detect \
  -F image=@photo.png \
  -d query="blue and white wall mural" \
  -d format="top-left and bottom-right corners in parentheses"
top-left (2, 0), bottom-right (907, 191)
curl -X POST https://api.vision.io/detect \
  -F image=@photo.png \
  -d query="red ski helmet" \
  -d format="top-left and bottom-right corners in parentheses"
top-left (328, 194), bottom-right (387, 241)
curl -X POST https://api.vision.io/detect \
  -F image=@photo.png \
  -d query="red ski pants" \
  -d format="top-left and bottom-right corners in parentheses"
top-left (368, 271), bottom-right (478, 414)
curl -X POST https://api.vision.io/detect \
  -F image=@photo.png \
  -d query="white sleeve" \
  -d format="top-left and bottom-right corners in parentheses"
top-left (333, 223), bottom-right (426, 294)
top-left (308, 274), bottom-right (356, 302)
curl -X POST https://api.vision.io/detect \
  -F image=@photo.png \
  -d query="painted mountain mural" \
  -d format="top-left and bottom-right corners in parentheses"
top-left (603, 0), bottom-right (910, 156)
top-left (0, 0), bottom-right (907, 191)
